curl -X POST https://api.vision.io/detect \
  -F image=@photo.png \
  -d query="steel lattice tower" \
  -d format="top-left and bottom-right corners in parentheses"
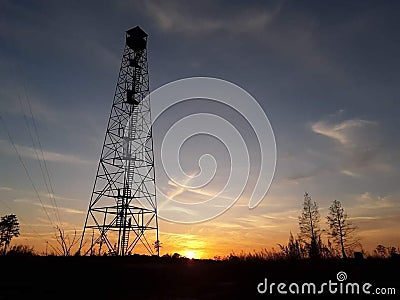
top-left (80, 26), bottom-right (159, 256)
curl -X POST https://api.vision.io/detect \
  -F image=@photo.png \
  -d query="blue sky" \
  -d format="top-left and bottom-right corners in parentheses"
top-left (0, 0), bottom-right (399, 256)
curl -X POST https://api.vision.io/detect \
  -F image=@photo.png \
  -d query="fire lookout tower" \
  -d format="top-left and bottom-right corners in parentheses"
top-left (81, 26), bottom-right (159, 256)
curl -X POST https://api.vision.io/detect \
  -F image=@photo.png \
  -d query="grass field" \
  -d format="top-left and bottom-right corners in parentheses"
top-left (0, 255), bottom-right (398, 299)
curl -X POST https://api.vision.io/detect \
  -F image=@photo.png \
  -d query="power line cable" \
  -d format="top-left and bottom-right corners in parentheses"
top-left (0, 113), bottom-right (56, 229)
top-left (17, 95), bottom-right (62, 227)
top-left (18, 84), bottom-right (62, 226)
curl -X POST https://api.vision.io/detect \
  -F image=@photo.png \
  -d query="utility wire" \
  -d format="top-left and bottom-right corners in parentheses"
top-left (0, 113), bottom-right (56, 228)
top-left (24, 86), bottom-right (62, 225)
top-left (0, 16), bottom-right (61, 247)
top-left (18, 84), bottom-right (62, 226)
top-left (18, 95), bottom-right (61, 227)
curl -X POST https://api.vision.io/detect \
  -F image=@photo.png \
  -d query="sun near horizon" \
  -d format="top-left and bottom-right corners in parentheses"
top-left (183, 250), bottom-right (197, 259)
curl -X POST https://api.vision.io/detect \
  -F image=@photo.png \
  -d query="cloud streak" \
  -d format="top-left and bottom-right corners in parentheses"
top-left (0, 186), bottom-right (13, 191)
top-left (311, 119), bottom-right (378, 146)
top-left (14, 198), bottom-right (85, 215)
top-left (143, 0), bottom-right (282, 36)
top-left (0, 139), bottom-right (93, 165)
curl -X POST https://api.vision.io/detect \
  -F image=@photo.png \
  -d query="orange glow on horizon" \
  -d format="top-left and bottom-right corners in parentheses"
top-left (184, 250), bottom-right (197, 259)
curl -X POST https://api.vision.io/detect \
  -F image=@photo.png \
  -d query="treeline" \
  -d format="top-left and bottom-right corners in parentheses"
top-left (1, 193), bottom-right (399, 258)
top-left (279, 192), bottom-right (361, 260)
top-left (221, 193), bottom-right (398, 261)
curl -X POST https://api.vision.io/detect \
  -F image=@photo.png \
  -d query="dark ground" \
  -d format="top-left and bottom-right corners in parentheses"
top-left (0, 256), bottom-right (398, 299)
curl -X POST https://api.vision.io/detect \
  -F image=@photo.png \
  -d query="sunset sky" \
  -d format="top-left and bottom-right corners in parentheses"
top-left (0, 0), bottom-right (399, 258)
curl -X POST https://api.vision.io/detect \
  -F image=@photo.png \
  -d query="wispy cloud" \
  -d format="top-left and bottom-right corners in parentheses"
top-left (340, 169), bottom-right (360, 178)
top-left (158, 202), bottom-right (198, 217)
top-left (143, 0), bottom-right (282, 36)
top-left (304, 114), bottom-right (392, 179)
top-left (0, 186), bottom-right (13, 191)
top-left (140, 0), bottom-right (349, 81)
top-left (165, 179), bottom-right (234, 203)
top-left (356, 192), bottom-right (399, 210)
top-left (0, 139), bottom-right (93, 164)
top-left (44, 193), bottom-right (81, 203)
top-left (311, 119), bottom-right (378, 146)
top-left (348, 216), bottom-right (380, 221)
top-left (14, 198), bottom-right (85, 214)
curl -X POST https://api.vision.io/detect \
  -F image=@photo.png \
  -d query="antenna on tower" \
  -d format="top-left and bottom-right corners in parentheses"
top-left (80, 26), bottom-right (159, 256)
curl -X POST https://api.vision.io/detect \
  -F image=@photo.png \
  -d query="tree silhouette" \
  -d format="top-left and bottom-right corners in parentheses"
top-left (154, 239), bottom-right (162, 256)
top-left (326, 200), bottom-right (359, 258)
top-left (54, 226), bottom-right (80, 256)
top-left (0, 214), bottom-right (20, 255)
top-left (374, 244), bottom-right (388, 258)
top-left (298, 192), bottom-right (321, 259)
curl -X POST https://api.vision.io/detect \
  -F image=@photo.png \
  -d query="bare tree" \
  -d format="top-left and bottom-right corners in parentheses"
top-left (298, 192), bottom-right (321, 259)
top-left (326, 200), bottom-right (359, 258)
top-left (54, 226), bottom-right (80, 256)
top-left (0, 214), bottom-right (20, 255)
